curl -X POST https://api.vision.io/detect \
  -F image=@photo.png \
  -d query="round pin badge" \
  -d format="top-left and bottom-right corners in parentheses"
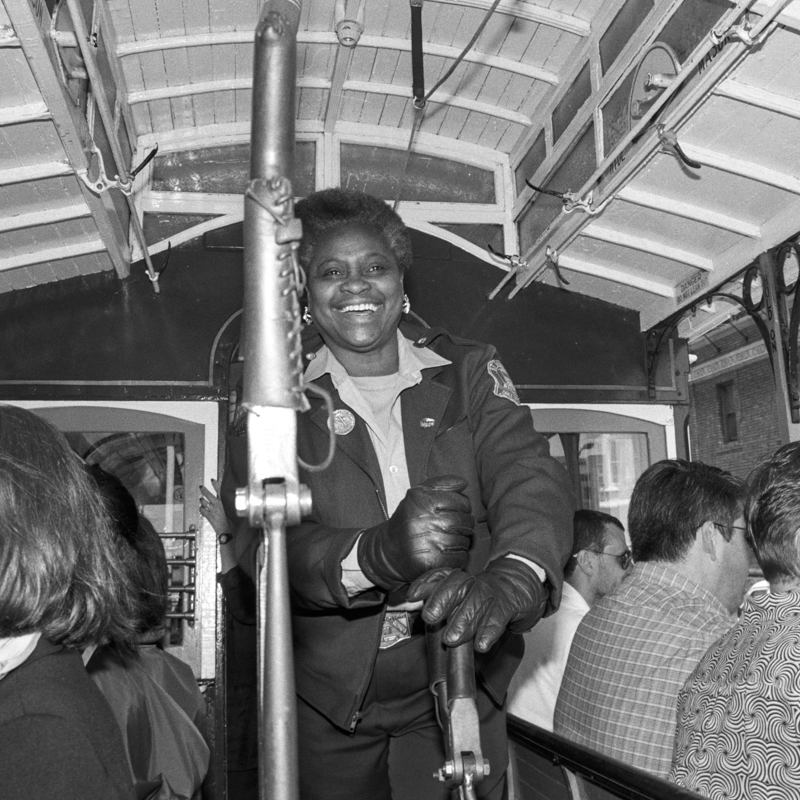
top-left (328, 409), bottom-right (356, 436)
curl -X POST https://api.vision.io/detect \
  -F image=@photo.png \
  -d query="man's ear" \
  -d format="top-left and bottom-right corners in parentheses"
top-left (575, 549), bottom-right (595, 576)
top-left (698, 520), bottom-right (719, 561)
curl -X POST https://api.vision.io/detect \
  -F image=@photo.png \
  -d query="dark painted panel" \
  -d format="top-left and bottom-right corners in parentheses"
top-left (405, 229), bottom-right (647, 394)
top-left (0, 248), bottom-right (243, 385)
top-left (600, 0), bottom-right (655, 74)
top-left (552, 63), bottom-right (591, 144)
top-left (518, 123), bottom-right (597, 253)
top-left (515, 130), bottom-right (547, 197)
top-left (0, 227), bottom-right (651, 404)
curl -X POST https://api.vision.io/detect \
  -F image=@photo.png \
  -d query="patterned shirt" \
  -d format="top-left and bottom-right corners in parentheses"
top-left (553, 561), bottom-right (732, 777)
top-left (671, 589), bottom-right (800, 800)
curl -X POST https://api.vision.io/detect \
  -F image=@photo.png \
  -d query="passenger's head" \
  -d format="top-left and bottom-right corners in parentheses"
top-left (0, 405), bottom-right (136, 649)
top-left (296, 188), bottom-right (413, 274)
top-left (745, 441), bottom-right (800, 586)
top-left (629, 459), bottom-right (744, 563)
top-left (566, 510), bottom-right (631, 603)
top-left (86, 465), bottom-right (169, 638)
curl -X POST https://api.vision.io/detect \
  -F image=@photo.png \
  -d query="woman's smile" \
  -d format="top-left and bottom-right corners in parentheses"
top-left (306, 221), bottom-right (404, 375)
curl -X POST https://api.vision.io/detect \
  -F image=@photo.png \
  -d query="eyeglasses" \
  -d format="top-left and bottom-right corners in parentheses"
top-left (713, 521), bottom-right (752, 547)
top-left (583, 548), bottom-right (634, 571)
top-left (713, 522), bottom-right (747, 533)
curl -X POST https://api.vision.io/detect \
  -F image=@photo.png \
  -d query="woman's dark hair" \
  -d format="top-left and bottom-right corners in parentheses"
top-left (628, 459), bottom-right (743, 563)
top-left (295, 188), bottom-right (413, 273)
top-left (0, 405), bottom-right (136, 649)
top-left (565, 510), bottom-right (624, 578)
top-left (86, 464), bottom-right (169, 637)
top-left (745, 441), bottom-right (800, 583)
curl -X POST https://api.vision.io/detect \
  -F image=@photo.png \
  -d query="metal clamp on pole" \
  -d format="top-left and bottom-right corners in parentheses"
top-left (427, 624), bottom-right (490, 800)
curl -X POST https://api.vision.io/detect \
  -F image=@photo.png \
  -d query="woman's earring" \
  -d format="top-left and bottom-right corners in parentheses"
top-left (402, 294), bottom-right (411, 315)
top-left (302, 307), bottom-right (313, 326)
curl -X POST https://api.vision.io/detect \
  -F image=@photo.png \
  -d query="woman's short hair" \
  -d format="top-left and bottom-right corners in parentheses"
top-left (86, 464), bottom-right (169, 637)
top-left (745, 441), bottom-right (800, 583)
top-left (629, 459), bottom-right (743, 563)
top-left (295, 188), bottom-right (413, 273)
top-left (0, 405), bottom-right (136, 649)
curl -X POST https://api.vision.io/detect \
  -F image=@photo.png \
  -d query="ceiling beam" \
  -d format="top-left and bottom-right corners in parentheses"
top-left (580, 224), bottom-right (715, 271)
top-left (680, 142), bottom-right (800, 195)
top-left (615, 186), bottom-right (760, 238)
top-left (347, 80), bottom-right (531, 126)
top-left (116, 30), bottom-right (558, 85)
top-left (0, 161), bottom-right (73, 185)
top-left (0, 238), bottom-right (106, 273)
top-left (128, 75), bottom-right (530, 126)
top-left (557, 253), bottom-right (676, 298)
top-left (433, 0), bottom-right (590, 36)
top-left (714, 79), bottom-right (800, 120)
top-left (0, 201), bottom-right (90, 233)
top-left (0, 100), bottom-right (49, 126)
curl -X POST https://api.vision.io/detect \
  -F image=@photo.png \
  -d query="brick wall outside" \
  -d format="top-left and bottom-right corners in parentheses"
top-left (689, 356), bottom-right (783, 480)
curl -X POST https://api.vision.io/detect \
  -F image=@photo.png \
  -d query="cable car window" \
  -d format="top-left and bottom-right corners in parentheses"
top-left (66, 431), bottom-right (193, 647)
top-left (547, 431), bottom-right (651, 533)
top-left (339, 144), bottom-right (496, 204)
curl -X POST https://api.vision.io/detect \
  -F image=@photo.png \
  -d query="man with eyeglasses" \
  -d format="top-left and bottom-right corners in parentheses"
top-left (554, 460), bottom-right (748, 779)
top-left (508, 510), bottom-right (632, 731)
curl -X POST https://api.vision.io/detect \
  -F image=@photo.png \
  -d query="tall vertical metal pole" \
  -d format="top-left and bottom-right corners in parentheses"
top-left (237, 3), bottom-right (309, 800)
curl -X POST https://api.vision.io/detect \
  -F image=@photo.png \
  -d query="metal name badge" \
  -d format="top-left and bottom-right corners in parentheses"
top-left (487, 359), bottom-right (521, 406)
top-left (328, 409), bottom-right (356, 436)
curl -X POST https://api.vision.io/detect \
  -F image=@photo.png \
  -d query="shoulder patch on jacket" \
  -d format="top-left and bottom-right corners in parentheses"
top-left (487, 359), bottom-right (520, 406)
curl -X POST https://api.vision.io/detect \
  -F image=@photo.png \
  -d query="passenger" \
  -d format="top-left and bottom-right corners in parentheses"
top-left (554, 459), bottom-right (748, 778)
top-left (84, 464), bottom-right (210, 800)
top-left (221, 188), bottom-right (574, 800)
top-left (671, 442), bottom-right (800, 799)
top-left (200, 479), bottom-right (258, 800)
top-left (507, 510), bottom-right (632, 731)
top-left (0, 405), bottom-right (136, 800)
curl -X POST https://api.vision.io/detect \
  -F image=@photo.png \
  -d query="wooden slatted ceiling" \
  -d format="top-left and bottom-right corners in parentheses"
top-left (0, 1), bottom-right (116, 292)
top-left (114, 0), bottom-right (591, 152)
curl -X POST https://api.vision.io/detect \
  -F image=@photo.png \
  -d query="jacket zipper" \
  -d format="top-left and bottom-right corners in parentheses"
top-left (347, 484), bottom-right (390, 735)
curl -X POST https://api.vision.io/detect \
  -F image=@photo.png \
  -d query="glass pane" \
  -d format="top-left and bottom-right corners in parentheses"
top-left (340, 144), bottom-right (496, 204)
top-left (571, 432), bottom-right (650, 533)
top-left (65, 431), bottom-right (192, 646)
top-left (547, 431), bottom-right (650, 533)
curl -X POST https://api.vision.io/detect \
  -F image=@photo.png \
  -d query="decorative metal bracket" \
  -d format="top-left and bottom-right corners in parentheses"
top-left (710, 16), bottom-right (764, 48)
top-left (645, 282), bottom-right (773, 401)
top-left (78, 142), bottom-right (158, 197)
top-left (646, 241), bottom-right (800, 419)
top-left (525, 178), bottom-right (606, 216)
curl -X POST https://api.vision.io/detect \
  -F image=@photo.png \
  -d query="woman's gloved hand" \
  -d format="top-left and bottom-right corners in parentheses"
top-left (407, 559), bottom-right (548, 652)
top-left (357, 475), bottom-right (474, 591)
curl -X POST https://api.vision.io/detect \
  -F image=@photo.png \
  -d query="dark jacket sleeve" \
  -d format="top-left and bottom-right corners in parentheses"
top-left (221, 421), bottom-right (384, 612)
top-left (463, 344), bottom-right (574, 612)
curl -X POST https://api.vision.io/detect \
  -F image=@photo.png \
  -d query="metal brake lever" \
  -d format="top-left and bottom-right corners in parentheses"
top-left (427, 624), bottom-right (489, 799)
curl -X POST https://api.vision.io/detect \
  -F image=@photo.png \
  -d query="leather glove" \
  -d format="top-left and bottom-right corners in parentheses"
top-left (357, 475), bottom-right (474, 591)
top-left (407, 558), bottom-right (548, 653)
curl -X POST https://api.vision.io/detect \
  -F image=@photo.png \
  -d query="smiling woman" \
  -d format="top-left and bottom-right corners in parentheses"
top-left (221, 188), bottom-right (575, 800)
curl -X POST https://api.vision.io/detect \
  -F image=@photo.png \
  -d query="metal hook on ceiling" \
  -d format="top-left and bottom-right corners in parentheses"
top-left (657, 124), bottom-right (701, 170)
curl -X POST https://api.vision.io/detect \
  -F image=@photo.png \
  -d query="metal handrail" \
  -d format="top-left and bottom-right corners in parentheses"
top-left (508, 716), bottom-right (707, 800)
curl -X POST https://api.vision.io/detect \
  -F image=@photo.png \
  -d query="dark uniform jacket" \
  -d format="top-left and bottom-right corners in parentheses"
top-left (223, 319), bottom-right (574, 731)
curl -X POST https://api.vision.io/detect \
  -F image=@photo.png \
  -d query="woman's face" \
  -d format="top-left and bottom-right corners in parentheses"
top-left (306, 222), bottom-right (404, 374)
